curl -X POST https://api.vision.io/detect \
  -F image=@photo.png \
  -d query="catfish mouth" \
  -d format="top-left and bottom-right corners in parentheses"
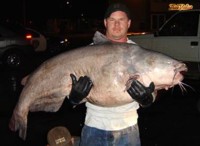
top-left (156, 63), bottom-right (188, 90)
top-left (175, 63), bottom-right (188, 76)
top-left (168, 63), bottom-right (188, 89)
top-left (174, 63), bottom-right (188, 81)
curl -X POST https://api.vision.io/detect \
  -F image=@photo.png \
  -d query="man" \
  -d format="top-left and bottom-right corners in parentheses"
top-left (69, 2), bottom-right (155, 146)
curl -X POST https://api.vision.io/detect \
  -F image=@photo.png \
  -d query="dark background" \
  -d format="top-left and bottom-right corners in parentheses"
top-left (0, 0), bottom-right (107, 21)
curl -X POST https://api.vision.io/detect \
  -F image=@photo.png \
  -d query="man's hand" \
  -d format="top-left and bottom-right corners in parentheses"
top-left (69, 74), bottom-right (93, 105)
top-left (127, 80), bottom-right (155, 107)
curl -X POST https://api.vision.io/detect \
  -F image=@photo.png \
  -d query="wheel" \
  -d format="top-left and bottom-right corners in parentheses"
top-left (3, 50), bottom-right (24, 68)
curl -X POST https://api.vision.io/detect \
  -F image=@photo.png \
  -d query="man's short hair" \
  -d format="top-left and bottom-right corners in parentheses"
top-left (104, 3), bottom-right (131, 19)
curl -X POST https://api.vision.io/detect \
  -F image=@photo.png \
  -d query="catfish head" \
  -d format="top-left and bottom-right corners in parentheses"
top-left (126, 45), bottom-right (188, 91)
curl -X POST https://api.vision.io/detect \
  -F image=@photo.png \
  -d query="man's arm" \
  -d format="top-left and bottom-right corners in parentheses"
top-left (127, 80), bottom-right (155, 107)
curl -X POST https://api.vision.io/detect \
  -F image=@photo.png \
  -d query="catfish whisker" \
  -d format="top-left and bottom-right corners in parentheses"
top-left (179, 82), bottom-right (195, 92)
top-left (178, 82), bottom-right (187, 93)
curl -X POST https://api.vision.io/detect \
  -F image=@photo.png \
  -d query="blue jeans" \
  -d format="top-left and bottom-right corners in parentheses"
top-left (80, 124), bottom-right (141, 146)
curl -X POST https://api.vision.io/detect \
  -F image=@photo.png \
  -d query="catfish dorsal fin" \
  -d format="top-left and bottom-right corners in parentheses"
top-left (93, 31), bottom-right (110, 45)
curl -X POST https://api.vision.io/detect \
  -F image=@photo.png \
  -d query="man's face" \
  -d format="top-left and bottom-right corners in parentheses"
top-left (104, 11), bottom-right (131, 42)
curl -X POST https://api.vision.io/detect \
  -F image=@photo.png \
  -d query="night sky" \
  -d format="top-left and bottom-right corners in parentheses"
top-left (0, 0), bottom-right (136, 31)
top-left (0, 0), bottom-right (108, 20)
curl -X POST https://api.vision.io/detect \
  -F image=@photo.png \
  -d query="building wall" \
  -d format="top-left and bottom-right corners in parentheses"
top-left (149, 1), bottom-right (200, 31)
top-left (115, 0), bottom-right (200, 32)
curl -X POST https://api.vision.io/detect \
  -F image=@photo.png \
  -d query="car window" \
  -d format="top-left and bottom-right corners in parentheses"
top-left (0, 22), bottom-right (26, 37)
top-left (158, 11), bottom-right (199, 36)
top-left (0, 25), bottom-right (16, 37)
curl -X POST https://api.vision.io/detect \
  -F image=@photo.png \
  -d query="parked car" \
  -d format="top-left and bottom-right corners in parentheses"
top-left (25, 28), bottom-right (47, 52)
top-left (25, 27), bottom-right (69, 55)
top-left (46, 35), bottom-right (69, 55)
top-left (0, 21), bottom-right (34, 68)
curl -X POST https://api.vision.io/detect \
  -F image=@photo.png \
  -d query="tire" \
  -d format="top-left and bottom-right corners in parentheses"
top-left (2, 50), bottom-right (24, 68)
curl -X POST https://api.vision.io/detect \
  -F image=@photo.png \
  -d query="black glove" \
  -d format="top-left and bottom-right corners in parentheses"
top-left (69, 74), bottom-right (93, 105)
top-left (127, 80), bottom-right (155, 107)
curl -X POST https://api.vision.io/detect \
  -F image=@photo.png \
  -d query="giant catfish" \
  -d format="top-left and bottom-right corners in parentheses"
top-left (9, 31), bottom-right (187, 140)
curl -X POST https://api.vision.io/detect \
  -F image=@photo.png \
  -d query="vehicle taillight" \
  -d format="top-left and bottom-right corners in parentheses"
top-left (26, 34), bottom-right (32, 40)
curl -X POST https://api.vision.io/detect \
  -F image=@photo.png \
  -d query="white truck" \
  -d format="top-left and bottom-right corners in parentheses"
top-left (129, 10), bottom-right (200, 79)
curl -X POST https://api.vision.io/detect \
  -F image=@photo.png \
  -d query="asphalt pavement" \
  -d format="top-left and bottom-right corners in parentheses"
top-left (0, 51), bottom-right (200, 146)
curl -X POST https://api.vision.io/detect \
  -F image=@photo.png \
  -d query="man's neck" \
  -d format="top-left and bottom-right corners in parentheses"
top-left (108, 37), bottom-right (128, 43)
